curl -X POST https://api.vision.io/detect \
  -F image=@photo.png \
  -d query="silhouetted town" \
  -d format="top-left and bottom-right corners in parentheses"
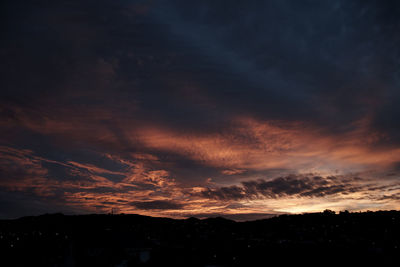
top-left (1, 210), bottom-right (399, 266)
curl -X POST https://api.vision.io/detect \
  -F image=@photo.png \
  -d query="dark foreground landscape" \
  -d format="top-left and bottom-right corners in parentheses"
top-left (1, 210), bottom-right (399, 266)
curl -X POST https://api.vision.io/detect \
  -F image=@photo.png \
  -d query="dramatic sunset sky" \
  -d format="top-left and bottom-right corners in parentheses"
top-left (1, 0), bottom-right (400, 220)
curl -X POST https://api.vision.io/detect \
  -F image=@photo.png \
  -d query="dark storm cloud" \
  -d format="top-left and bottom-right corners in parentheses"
top-left (1, 0), bottom-right (399, 144)
top-left (200, 175), bottom-right (365, 200)
top-left (1, 0), bottom-right (398, 137)
top-left (377, 193), bottom-right (400, 201)
top-left (153, 0), bottom-right (400, 132)
top-left (130, 200), bottom-right (184, 210)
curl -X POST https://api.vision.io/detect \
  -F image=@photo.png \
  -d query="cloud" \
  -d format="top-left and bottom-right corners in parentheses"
top-left (0, 146), bottom-right (49, 190)
top-left (199, 175), bottom-right (366, 200)
top-left (221, 169), bottom-right (246, 175)
top-left (1, 0), bottom-right (400, 219)
top-left (130, 200), bottom-right (185, 210)
top-left (182, 212), bottom-right (279, 222)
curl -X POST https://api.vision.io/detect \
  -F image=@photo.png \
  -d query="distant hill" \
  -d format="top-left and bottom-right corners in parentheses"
top-left (1, 210), bottom-right (399, 266)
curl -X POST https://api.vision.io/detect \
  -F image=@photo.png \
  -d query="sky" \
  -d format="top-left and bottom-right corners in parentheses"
top-left (1, 0), bottom-right (400, 220)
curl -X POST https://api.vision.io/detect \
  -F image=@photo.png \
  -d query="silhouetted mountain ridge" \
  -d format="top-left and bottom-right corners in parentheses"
top-left (1, 210), bottom-right (399, 266)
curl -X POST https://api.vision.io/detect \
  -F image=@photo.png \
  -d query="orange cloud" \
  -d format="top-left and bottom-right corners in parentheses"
top-left (3, 105), bottom-right (400, 218)
top-left (126, 116), bottom-right (400, 176)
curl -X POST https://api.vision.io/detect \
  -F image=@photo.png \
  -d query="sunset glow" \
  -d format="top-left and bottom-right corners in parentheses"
top-left (1, 0), bottom-right (400, 220)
